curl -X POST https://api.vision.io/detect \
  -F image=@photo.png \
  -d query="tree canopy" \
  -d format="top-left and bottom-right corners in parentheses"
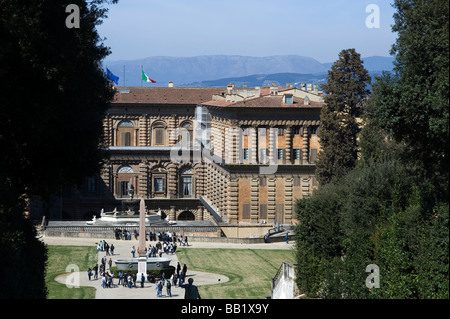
top-left (0, 0), bottom-right (117, 298)
top-left (315, 48), bottom-right (371, 185)
top-left (296, 0), bottom-right (449, 299)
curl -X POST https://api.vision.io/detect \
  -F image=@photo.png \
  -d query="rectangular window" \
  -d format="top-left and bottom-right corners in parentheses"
top-left (277, 149), bottom-right (285, 160)
top-left (242, 203), bottom-right (250, 220)
top-left (121, 132), bottom-right (131, 146)
top-left (293, 148), bottom-right (301, 161)
top-left (284, 95), bottom-right (293, 104)
top-left (277, 127), bottom-right (284, 136)
top-left (293, 126), bottom-right (300, 135)
top-left (293, 177), bottom-right (301, 186)
top-left (181, 176), bottom-right (192, 197)
top-left (154, 178), bottom-right (164, 192)
top-left (275, 203), bottom-right (284, 224)
top-left (259, 203), bottom-right (267, 219)
top-left (120, 181), bottom-right (128, 197)
top-left (243, 148), bottom-right (249, 160)
top-left (155, 128), bottom-right (164, 145)
top-left (311, 126), bottom-right (318, 135)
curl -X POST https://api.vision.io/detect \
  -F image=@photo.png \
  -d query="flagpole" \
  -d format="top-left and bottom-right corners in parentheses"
top-left (123, 65), bottom-right (125, 87)
top-left (141, 65), bottom-right (143, 87)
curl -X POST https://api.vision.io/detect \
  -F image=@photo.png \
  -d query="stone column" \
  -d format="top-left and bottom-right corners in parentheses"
top-left (267, 177), bottom-right (276, 223)
top-left (251, 177), bottom-right (259, 223)
top-left (228, 177), bottom-right (239, 224)
top-left (285, 126), bottom-right (292, 164)
top-left (250, 126), bottom-right (258, 164)
top-left (302, 126), bottom-right (309, 164)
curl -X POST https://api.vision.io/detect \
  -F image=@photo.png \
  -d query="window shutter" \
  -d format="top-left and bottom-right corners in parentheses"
top-left (155, 128), bottom-right (163, 145)
top-left (259, 204), bottom-right (267, 219)
top-left (242, 203), bottom-right (250, 219)
top-left (122, 132), bottom-right (131, 146)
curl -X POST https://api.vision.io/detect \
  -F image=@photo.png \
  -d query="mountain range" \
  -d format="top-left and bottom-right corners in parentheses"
top-left (104, 55), bottom-right (394, 88)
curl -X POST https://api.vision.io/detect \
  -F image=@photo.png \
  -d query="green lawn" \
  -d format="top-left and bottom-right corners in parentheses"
top-left (45, 245), bottom-right (294, 299)
top-left (176, 248), bottom-right (295, 299)
top-left (45, 245), bottom-right (98, 299)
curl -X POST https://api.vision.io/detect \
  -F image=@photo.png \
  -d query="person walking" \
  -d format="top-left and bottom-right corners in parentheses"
top-left (108, 258), bottom-right (113, 270)
top-left (183, 263), bottom-right (188, 276)
top-left (285, 233), bottom-right (289, 244)
top-left (110, 243), bottom-right (115, 255)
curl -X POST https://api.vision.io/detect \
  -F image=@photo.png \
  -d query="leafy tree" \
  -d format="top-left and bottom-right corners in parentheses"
top-left (316, 48), bottom-right (371, 185)
top-left (0, 0), bottom-right (117, 298)
top-left (366, 0), bottom-right (449, 199)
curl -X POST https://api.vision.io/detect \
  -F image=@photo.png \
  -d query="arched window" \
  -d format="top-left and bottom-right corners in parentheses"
top-left (117, 120), bottom-right (134, 146)
top-left (180, 121), bottom-right (193, 147)
top-left (152, 121), bottom-right (167, 146)
top-left (117, 165), bottom-right (134, 174)
top-left (117, 165), bottom-right (134, 198)
top-left (180, 167), bottom-right (193, 198)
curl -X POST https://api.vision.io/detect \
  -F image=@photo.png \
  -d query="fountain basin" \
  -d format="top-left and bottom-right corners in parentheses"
top-left (114, 257), bottom-right (172, 270)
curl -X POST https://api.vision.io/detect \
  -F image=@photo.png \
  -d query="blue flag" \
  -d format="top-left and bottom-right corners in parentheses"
top-left (106, 68), bottom-right (119, 85)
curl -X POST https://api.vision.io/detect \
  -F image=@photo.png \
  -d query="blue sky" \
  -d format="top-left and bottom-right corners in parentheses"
top-left (97, 0), bottom-right (397, 63)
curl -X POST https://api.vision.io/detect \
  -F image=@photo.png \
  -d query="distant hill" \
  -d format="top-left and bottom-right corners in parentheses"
top-left (181, 72), bottom-right (328, 88)
top-left (103, 55), bottom-right (394, 87)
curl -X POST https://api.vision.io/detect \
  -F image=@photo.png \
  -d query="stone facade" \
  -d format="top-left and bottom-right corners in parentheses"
top-left (52, 84), bottom-right (323, 226)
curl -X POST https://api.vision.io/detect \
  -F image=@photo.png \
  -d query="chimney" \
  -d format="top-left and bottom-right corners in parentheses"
top-left (243, 83), bottom-right (247, 88)
top-left (286, 82), bottom-right (292, 88)
top-left (301, 82), bottom-right (306, 90)
top-left (227, 83), bottom-right (234, 94)
top-left (313, 84), bottom-right (318, 94)
top-left (307, 83), bottom-right (312, 91)
top-left (255, 86), bottom-right (261, 97)
top-left (168, 81), bottom-right (173, 87)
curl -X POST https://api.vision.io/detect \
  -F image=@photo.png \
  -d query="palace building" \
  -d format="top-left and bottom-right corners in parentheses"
top-left (44, 82), bottom-right (324, 230)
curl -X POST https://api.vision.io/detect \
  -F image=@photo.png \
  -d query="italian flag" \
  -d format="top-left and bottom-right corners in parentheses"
top-left (142, 70), bottom-right (156, 83)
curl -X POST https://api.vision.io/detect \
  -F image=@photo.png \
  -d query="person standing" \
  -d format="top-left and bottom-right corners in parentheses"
top-left (176, 262), bottom-right (181, 277)
top-left (140, 273), bottom-right (145, 288)
top-left (93, 263), bottom-right (99, 279)
top-left (182, 263), bottom-right (188, 276)
top-left (166, 280), bottom-right (172, 297)
top-left (285, 233), bottom-right (289, 244)
top-left (180, 278), bottom-right (201, 299)
top-left (87, 267), bottom-right (92, 281)
top-left (131, 246), bottom-right (136, 258)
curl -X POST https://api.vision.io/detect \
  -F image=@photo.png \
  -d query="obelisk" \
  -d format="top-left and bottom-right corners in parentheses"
top-left (137, 198), bottom-right (147, 282)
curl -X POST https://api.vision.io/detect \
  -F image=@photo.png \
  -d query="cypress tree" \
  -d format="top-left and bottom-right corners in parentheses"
top-left (316, 49), bottom-right (371, 185)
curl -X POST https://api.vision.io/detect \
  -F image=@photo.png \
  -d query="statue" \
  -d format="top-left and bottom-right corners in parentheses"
top-left (127, 177), bottom-right (135, 199)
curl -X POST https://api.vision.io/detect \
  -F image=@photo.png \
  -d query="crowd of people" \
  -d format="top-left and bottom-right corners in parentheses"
top-left (88, 232), bottom-right (192, 298)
